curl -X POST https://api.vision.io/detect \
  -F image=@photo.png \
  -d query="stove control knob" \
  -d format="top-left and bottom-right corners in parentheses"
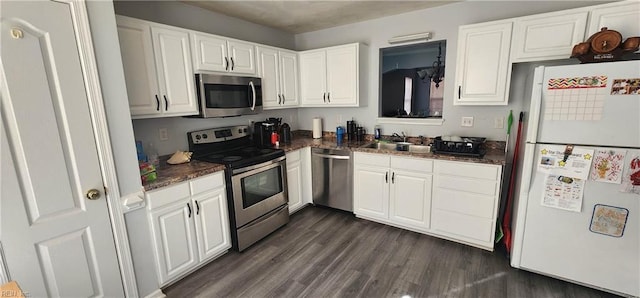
top-left (243, 128), bottom-right (248, 133)
top-left (195, 134), bottom-right (201, 140)
top-left (202, 134), bottom-right (208, 139)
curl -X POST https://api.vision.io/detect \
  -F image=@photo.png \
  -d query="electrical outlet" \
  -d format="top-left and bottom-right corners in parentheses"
top-left (494, 117), bottom-right (504, 129)
top-left (159, 128), bottom-right (169, 141)
top-left (461, 116), bottom-right (474, 127)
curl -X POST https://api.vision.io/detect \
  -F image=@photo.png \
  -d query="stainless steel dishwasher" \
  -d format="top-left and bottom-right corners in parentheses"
top-left (311, 148), bottom-right (353, 212)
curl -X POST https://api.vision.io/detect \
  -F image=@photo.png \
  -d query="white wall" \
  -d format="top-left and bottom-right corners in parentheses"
top-left (86, 0), bottom-right (141, 197)
top-left (295, 1), bottom-right (610, 141)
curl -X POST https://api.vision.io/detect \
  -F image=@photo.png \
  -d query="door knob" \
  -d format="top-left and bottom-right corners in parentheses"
top-left (86, 189), bottom-right (101, 200)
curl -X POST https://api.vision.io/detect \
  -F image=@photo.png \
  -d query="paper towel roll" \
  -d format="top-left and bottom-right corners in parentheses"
top-left (312, 117), bottom-right (322, 139)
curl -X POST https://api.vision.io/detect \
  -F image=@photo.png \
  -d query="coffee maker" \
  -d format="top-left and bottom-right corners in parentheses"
top-left (253, 118), bottom-right (282, 147)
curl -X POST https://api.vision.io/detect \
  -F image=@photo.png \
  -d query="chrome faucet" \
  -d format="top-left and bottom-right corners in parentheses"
top-left (391, 132), bottom-right (408, 142)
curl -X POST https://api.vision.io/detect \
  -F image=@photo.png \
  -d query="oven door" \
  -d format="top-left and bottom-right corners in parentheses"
top-left (196, 74), bottom-right (263, 118)
top-left (231, 157), bottom-right (287, 227)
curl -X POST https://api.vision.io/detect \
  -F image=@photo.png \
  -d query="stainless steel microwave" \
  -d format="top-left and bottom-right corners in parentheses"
top-left (194, 74), bottom-right (263, 118)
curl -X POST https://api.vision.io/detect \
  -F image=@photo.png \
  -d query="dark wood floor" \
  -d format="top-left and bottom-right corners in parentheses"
top-left (164, 206), bottom-right (619, 298)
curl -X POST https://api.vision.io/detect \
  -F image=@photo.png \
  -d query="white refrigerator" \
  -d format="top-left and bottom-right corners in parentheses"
top-left (511, 60), bottom-right (640, 297)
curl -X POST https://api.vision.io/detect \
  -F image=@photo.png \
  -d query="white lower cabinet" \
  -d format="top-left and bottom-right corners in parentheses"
top-left (431, 160), bottom-right (502, 250)
top-left (286, 147), bottom-right (312, 214)
top-left (354, 152), bottom-right (502, 251)
top-left (354, 153), bottom-right (433, 232)
top-left (147, 172), bottom-right (231, 286)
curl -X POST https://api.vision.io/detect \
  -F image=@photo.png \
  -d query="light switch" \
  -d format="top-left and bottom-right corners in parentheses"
top-left (494, 117), bottom-right (504, 129)
top-left (159, 128), bottom-right (169, 141)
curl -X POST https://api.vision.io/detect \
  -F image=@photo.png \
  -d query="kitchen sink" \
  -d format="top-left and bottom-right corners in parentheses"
top-left (361, 142), bottom-right (432, 153)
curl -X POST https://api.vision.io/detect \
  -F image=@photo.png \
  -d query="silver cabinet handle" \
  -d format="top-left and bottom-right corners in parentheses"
top-left (249, 81), bottom-right (256, 111)
top-left (282, 94), bottom-right (285, 104)
top-left (278, 94), bottom-right (282, 104)
top-left (312, 153), bottom-right (350, 160)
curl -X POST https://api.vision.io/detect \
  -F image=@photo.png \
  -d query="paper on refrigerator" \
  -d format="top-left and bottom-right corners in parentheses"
top-left (542, 174), bottom-right (585, 212)
top-left (537, 145), bottom-right (594, 180)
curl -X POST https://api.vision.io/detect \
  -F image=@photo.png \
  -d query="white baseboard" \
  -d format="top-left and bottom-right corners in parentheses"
top-left (144, 289), bottom-right (165, 298)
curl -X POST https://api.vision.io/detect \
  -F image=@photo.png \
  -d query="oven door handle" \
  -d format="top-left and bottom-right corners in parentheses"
top-left (232, 155), bottom-right (286, 176)
top-left (249, 81), bottom-right (256, 111)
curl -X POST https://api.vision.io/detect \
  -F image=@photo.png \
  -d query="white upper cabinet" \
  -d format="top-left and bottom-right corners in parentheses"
top-left (279, 51), bottom-right (300, 107)
top-left (300, 43), bottom-right (363, 107)
top-left (257, 46), bottom-right (299, 109)
top-left (299, 50), bottom-right (327, 105)
top-left (511, 10), bottom-right (588, 62)
top-left (586, 1), bottom-right (640, 40)
top-left (454, 21), bottom-right (513, 105)
top-left (191, 32), bottom-right (256, 75)
top-left (151, 27), bottom-right (199, 115)
top-left (116, 16), bottom-right (198, 119)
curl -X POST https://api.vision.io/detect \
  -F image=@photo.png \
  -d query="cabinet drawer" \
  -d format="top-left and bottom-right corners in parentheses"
top-left (391, 156), bottom-right (433, 173)
top-left (436, 161), bottom-right (500, 180)
top-left (147, 182), bottom-right (190, 210)
top-left (433, 188), bottom-right (496, 219)
top-left (190, 172), bottom-right (225, 196)
top-left (431, 209), bottom-right (493, 244)
top-left (354, 152), bottom-right (390, 167)
top-left (436, 176), bottom-right (497, 196)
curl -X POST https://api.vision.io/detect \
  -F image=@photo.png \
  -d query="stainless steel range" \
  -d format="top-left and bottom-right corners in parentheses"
top-left (188, 125), bottom-right (289, 251)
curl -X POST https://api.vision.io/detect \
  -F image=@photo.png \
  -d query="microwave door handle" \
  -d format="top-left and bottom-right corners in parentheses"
top-left (249, 81), bottom-right (256, 111)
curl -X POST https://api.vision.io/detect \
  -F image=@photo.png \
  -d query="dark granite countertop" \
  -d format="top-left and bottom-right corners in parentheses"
top-left (143, 134), bottom-right (506, 192)
top-left (143, 159), bottom-right (225, 191)
top-left (278, 136), bottom-right (506, 166)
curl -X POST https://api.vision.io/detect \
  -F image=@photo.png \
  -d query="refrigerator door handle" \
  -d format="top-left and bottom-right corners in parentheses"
top-left (526, 66), bottom-right (545, 144)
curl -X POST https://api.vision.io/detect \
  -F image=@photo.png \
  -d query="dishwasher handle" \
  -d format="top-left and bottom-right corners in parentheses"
top-left (312, 153), bottom-right (350, 160)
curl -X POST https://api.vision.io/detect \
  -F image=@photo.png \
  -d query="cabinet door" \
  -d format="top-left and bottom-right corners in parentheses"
top-left (257, 47), bottom-right (281, 109)
top-left (511, 11), bottom-right (588, 62)
top-left (228, 40), bottom-right (256, 75)
top-left (149, 200), bottom-right (198, 285)
top-left (299, 50), bottom-right (327, 106)
top-left (192, 188), bottom-right (231, 262)
top-left (116, 16), bottom-right (161, 117)
top-left (353, 164), bottom-right (389, 219)
top-left (389, 169), bottom-right (432, 231)
top-left (587, 1), bottom-right (640, 42)
top-left (279, 50), bottom-right (300, 107)
top-left (454, 21), bottom-right (513, 105)
top-left (191, 33), bottom-right (228, 72)
top-left (326, 44), bottom-right (358, 106)
top-left (151, 27), bottom-right (198, 116)
top-left (286, 157), bottom-right (304, 214)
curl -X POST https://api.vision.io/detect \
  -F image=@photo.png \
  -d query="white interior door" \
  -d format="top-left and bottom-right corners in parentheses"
top-left (0, 1), bottom-right (124, 296)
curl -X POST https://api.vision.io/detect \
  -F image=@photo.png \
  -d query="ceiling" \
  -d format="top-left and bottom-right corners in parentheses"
top-left (181, 1), bottom-right (458, 34)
